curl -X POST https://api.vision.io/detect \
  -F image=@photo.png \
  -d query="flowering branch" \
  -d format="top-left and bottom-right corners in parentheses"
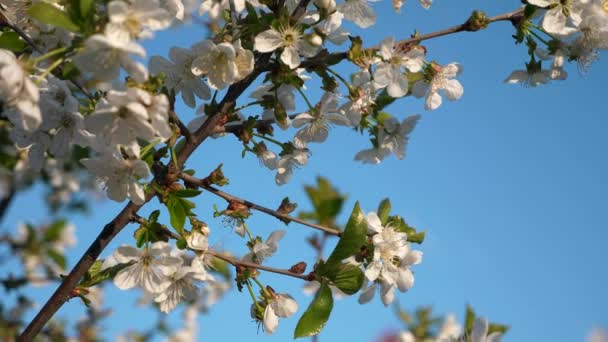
top-left (206, 250), bottom-right (312, 281)
top-left (0, 8), bottom-right (94, 100)
top-left (180, 173), bottom-right (341, 236)
top-left (18, 56), bottom-right (270, 341)
top-left (297, 7), bottom-right (525, 70)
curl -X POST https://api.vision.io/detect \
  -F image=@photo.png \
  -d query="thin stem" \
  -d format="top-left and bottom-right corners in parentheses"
top-left (181, 173), bottom-right (341, 237)
top-left (234, 101), bottom-right (263, 112)
top-left (0, 11), bottom-right (94, 100)
top-left (240, 219), bottom-right (255, 241)
top-left (296, 87), bottom-right (315, 113)
top-left (529, 29), bottom-right (551, 46)
top-left (252, 132), bottom-right (283, 147)
top-left (246, 281), bottom-right (263, 312)
top-left (31, 47), bottom-right (69, 65)
top-left (252, 277), bottom-right (271, 298)
top-left (326, 68), bottom-right (351, 89)
top-left (207, 250), bottom-right (310, 281)
top-left (36, 58), bottom-right (64, 84)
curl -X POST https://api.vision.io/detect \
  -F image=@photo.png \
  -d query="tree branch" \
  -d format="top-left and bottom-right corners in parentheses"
top-left (180, 173), bottom-right (342, 236)
top-left (206, 250), bottom-right (311, 281)
top-left (18, 6), bottom-right (525, 339)
top-left (18, 54), bottom-right (272, 342)
top-left (298, 7), bottom-right (525, 70)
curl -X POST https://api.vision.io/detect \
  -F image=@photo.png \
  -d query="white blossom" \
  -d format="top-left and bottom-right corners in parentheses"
top-left (190, 39), bottom-right (253, 89)
top-left (468, 318), bottom-right (503, 342)
top-left (85, 88), bottom-right (163, 150)
top-left (73, 30), bottom-right (148, 84)
top-left (0, 49), bottom-right (41, 131)
top-left (337, 0), bottom-right (377, 28)
top-left (412, 63), bottom-right (464, 110)
top-left (154, 259), bottom-right (214, 313)
top-left (358, 211), bottom-right (422, 306)
top-left (293, 92), bottom-right (351, 145)
top-left (340, 70), bottom-right (378, 125)
top-left (81, 152), bottom-right (151, 204)
top-left (252, 293), bottom-right (298, 334)
top-left (504, 65), bottom-right (551, 87)
top-left (528, 0), bottom-right (584, 35)
top-left (254, 25), bottom-right (319, 69)
top-left (275, 143), bottom-right (309, 185)
top-left (355, 115), bottom-right (420, 164)
top-left (106, 242), bottom-right (181, 293)
top-left (38, 77), bottom-right (88, 159)
top-left (106, 0), bottom-right (172, 41)
top-left (149, 43), bottom-right (212, 108)
top-left (243, 230), bottom-right (286, 264)
top-left (374, 37), bottom-right (426, 98)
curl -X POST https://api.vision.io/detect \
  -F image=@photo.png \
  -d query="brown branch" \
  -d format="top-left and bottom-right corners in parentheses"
top-left (298, 7), bottom-right (525, 70)
top-left (18, 54), bottom-right (272, 342)
top-left (206, 250), bottom-right (311, 281)
top-left (18, 6), bottom-right (525, 339)
top-left (180, 173), bottom-right (341, 236)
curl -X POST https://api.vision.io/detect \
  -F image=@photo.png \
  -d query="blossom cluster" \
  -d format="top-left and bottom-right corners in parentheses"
top-left (505, 0), bottom-right (608, 86)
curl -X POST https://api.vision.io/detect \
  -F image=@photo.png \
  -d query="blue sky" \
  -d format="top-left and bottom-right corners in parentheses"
top-left (2, 1), bottom-right (607, 341)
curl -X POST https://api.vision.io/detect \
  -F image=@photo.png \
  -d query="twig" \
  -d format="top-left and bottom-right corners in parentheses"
top-left (18, 57), bottom-right (271, 341)
top-left (168, 110), bottom-right (193, 142)
top-left (180, 173), bottom-right (342, 236)
top-left (298, 7), bottom-right (525, 70)
top-left (206, 250), bottom-right (311, 281)
top-left (0, 8), bottom-right (94, 100)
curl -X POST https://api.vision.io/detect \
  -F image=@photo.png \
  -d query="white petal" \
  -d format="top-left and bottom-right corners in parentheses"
top-left (254, 29), bottom-right (284, 52)
top-left (263, 306), bottom-right (279, 334)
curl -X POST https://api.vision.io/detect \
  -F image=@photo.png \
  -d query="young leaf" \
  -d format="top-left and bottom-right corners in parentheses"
top-left (167, 197), bottom-right (186, 235)
top-left (0, 32), bottom-right (27, 52)
top-left (294, 281), bottom-right (334, 338)
top-left (330, 263), bottom-right (364, 295)
top-left (79, 0), bottom-right (95, 18)
top-left (173, 189), bottom-right (202, 198)
top-left (27, 3), bottom-right (81, 32)
top-left (324, 202), bottom-right (367, 267)
top-left (377, 198), bottom-right (391, 225)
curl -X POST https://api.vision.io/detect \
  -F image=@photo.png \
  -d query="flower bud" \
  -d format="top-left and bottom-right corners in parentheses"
top-left (314, 0), bottom-right (336, 11)
top-left (307, 33), bottom-right (323, 47)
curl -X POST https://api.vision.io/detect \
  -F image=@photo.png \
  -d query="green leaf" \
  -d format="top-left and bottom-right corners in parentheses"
top-left (47, 249), bottom-right (67, 270)
top-left (148, 210), bottom-right (161, 222)
top-left (324, 202), bottom-right (367, 267)
top-left (330, 263), bottom-right (364, 295)
top-left (488, 323), bottom-right (509, 335)
top-left (27, 3), bottom-right (80, 32)
top-left (167, 197), bottom-right (186, 235)
top-left (294, 281), bottom-right (333, 338)
top-left (173, 189), bottom-right (202, 198)
top-left (79, 0), bottom-right (95, 18)
top-left (0, 32), bottom-right (27, 52)
top-left (464, 305), bottom-right (476, 334)
top-left (79, 260), bottom-right (132, 287)
top-left (133, 222), bottom-right (167, 248)
top-left (377, 198), bottom-right (391, 225)
top-left (43, 219), bottom-right (67, 242)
